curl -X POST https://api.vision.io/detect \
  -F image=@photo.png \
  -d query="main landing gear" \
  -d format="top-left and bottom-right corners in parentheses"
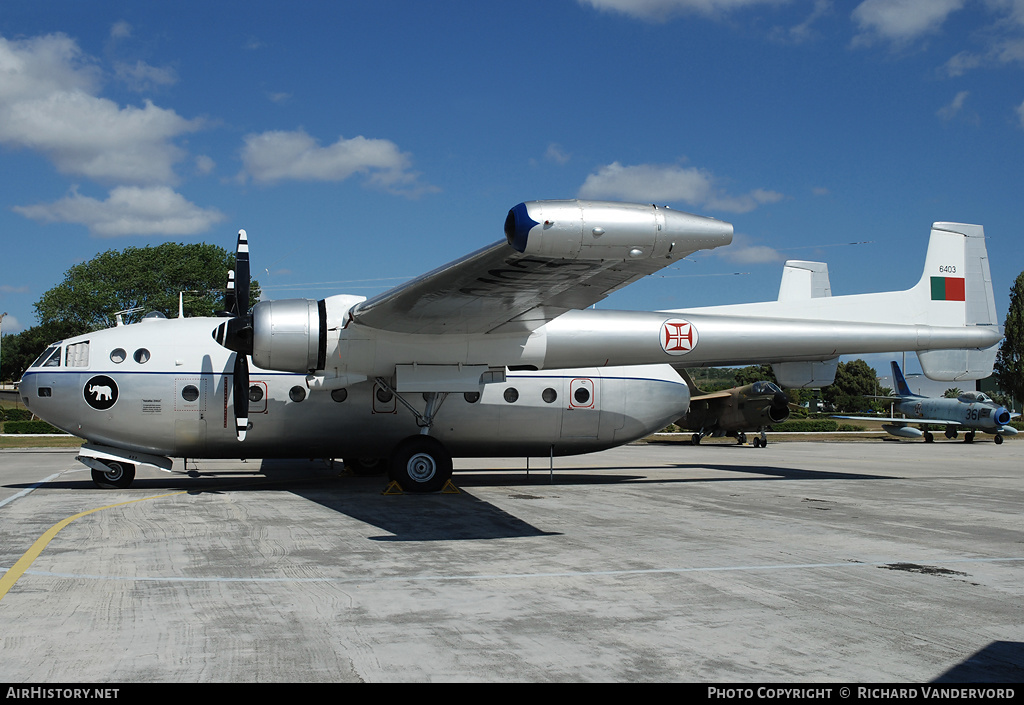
top-left (388, 435), bottom-right (454, 493)
top-left (374, 377), bottom-right (455, 493)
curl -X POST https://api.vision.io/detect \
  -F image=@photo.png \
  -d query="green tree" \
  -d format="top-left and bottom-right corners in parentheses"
top-left (34, 242), bottom-right (259, 333)
top-left (733, 364), bottom-right (778, 387)
top-left (822, 359), bottom-right (880, 412)
top-left (2, 243), bottom-right (259, 381)
top-left (994, 271), bottom-right (1024, 405)
top-left (943, 387), bottom-right (963, 398)
top-left (1, 320), bottom-right (82, 382)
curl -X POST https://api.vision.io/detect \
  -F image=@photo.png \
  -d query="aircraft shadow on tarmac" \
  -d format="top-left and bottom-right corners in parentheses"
top-left (9, 456), bottom-right (889, 542)
top-left (932, 640), bottom-right (1024, 682)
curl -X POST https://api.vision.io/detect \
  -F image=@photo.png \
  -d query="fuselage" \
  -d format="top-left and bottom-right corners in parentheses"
top-left (894, 394), bottom-right (1012, 431)
top-left (19, 315), bottom-right (690, 461)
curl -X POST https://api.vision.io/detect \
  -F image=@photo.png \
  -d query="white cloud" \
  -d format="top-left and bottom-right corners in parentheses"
top-left (578, 162), bottom-right (783, 213)
top-left (110, 21), bottom-right (132, 40)
top-left (0, 313), bottom-right (23, 334)
top-left (1017, 99), bottom-right (1024, 129)
top-left (712, 232), bottom-right (784, 264)
top-left (937, 90), bottom-right (971, 120)
top-left (0, 33), bottom-right (201, 185)
top-left (579, 0), bottom-right (788, 22)
top-left (851, 0), bottom-right (965, 46)
top-left (237, 129), bottom-right (437, 196)
top-left (13, 186), bottom-right (225, 237)
top-left (114, 60), bottom-right (178, 91)
top-left (545, 143), bottom-right (571, 165)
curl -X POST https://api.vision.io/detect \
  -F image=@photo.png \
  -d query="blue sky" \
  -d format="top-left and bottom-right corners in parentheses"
top-left (1, 0), bottom-right (1022, 377)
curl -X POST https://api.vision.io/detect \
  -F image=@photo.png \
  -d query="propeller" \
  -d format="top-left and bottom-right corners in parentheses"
top-left (214, 230), bottom-right (253, 441)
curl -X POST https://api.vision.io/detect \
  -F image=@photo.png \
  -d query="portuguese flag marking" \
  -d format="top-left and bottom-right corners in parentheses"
top-left (931, 276), bottom-right (965, 301)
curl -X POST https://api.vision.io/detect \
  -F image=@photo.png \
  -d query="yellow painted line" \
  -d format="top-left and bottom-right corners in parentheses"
top-left (0, 490), bottom-right (188, 602)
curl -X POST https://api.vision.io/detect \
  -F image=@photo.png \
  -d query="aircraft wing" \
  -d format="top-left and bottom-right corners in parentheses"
top-left (834, 415), bottom-right (964, 426)
top-left (349, 200), bottom-right (732, 335)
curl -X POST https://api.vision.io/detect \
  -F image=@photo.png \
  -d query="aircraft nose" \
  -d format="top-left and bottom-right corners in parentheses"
top-left (772, 391), bottom-right (788, 409)
top-left (995, 407), bottom-right (1011, 426)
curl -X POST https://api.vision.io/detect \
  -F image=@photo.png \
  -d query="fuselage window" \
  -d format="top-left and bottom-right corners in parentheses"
top-left (504, 387), bottom-right (519, 403)
top-left (133, 348), bottom-right (151, 364)
top-left (249, 385), bottom-right (265, 403)
top-left (181, 385), bottom-right (200, 402)
top-left (375, 387), bottom-right (393, 404)
top-left (65, 341), bottom-right (90, 368)
top-left (463, 392), bottom-right (480, 404)
top-left (574, 387), bottom-right (591, 405)
top-left (330, 388), bottom-right (348, 403)
top-left (289, 386), bottom-right (306, 402)
top-left (110, 348), bottom-right (126, 364)
top-left (542, 387), bottom-right (557, 403)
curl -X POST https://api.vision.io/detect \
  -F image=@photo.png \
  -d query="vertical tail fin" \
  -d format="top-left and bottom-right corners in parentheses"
top-left (915, 222), bottom-right (1001, 380)
top-left (890, 360), bottom-right (917, 398)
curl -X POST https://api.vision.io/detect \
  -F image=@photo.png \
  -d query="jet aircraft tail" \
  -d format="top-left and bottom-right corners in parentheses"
top-left (890, 360), bottom-right (919, 398)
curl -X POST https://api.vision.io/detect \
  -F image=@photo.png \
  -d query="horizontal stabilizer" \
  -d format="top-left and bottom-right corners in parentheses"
top-left (918, 343), bottom-right (1000, 381)
top-left (772, 358), bottom-right (839, 388)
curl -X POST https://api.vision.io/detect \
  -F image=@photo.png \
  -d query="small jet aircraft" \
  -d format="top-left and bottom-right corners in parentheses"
top-left (19, 200), bottom-right (1002, 491)
top-left (674, 369), bottom-right (790, 447)
top-left (837, 360), bottom-right (1017, 444)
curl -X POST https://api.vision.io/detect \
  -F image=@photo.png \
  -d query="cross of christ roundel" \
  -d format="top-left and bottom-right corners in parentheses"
top-left (660, 318), bottom-right (698, 356)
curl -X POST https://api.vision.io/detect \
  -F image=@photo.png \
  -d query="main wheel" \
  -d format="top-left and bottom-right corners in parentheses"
top-left (389, 436), bottom-right (453, 493)
top-left (923, 431), bottom-right (934, 443)
top-left (91, 461), bottom-right (135, 489)
top-left (691, 434), bottom-right (701, 446)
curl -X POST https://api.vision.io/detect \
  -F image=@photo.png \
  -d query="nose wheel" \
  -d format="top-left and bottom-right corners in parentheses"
top-left (91, 460), bottom-right (136, 489)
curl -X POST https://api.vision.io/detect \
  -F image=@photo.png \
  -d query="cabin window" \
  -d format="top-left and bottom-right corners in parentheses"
top-left (133, 348), bottom-right (151, 364)
top-left (463, 392), bottom-right (480, 404)
top-left (181, 385), bottom-right (200, 402)
top-left (248, 385), bottom-right (265, 403)
top-left (375, 387), bottom-right (393, 404)
top-left (574, 387), bottom-right (591, 405)
top-left (330, 388), bottom-right (348, 403)
top-left (110, 348), bottom-right (126, 364)
top-left (503, 387), bottom-right (519, 403)
top-left (542, 388), bottom-right (557, 403)
top-left (289, 386), bottom-right (306, 402)
top-left (65, 341), bottom-right (90, 368)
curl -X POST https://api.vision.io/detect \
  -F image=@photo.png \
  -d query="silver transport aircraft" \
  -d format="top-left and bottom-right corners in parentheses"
top-left (838, 360), bottom-right (1017, 444)
top-left (19, 200), bottom-right (1002, 491)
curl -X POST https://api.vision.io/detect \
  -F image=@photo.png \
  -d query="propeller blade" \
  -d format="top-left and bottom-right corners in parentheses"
top-left (223, 268), bottom-right (236, 316)
top-left (233, 352), bottom-right (249, 441)
top-left (235, 229), bottom-right (250, 315)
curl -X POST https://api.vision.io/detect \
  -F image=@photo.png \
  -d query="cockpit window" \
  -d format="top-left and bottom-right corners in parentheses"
top-left (30, 346), bottom-right (59, 368)
top-left (36, 346), bottom-right (63, 368)
top-left (752, 381), bottom-right (782, 395)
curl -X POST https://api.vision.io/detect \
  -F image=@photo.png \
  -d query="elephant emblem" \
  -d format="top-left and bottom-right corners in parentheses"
top-left (89, 384), bottom-right (113, 401)
top-left (84, 376), bottom-right (118, 410)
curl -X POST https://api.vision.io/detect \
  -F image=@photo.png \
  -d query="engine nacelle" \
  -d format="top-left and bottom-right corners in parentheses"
top-left (504, 200), bottom-right (732, 260)
top-left (251, 298), bottom-right (324, 373)
top-left (250, 294), bottom-right (365, 374)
